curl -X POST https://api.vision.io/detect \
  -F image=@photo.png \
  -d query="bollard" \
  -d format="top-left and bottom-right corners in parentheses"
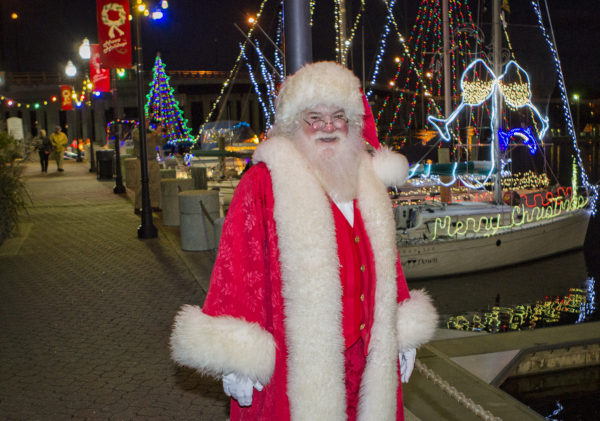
top-left (179, 190), bottom-right (220, 251)
top-left (134, 160), bottom-right (162, 211)
top-left (119, 154), bottom-right (133, 185)
top-left (124, 158), bottom-right (138, 190)
top-left (191, 166), bottom-right (208, 190)
top-left (160, 168), bottom-right (176, 179)
top-left (214, 217), bottom-right (226, 247)
top-left (160, 178), bottom-right (194, 226)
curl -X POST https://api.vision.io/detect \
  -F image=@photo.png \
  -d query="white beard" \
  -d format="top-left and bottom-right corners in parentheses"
top-left (293, 129), bottom-right (364, 202)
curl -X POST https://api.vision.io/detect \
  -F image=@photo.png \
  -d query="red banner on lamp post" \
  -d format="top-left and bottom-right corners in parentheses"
top-left (96, 0), bottom-right (132, 68)
top-left (60, 85), bottom-right (73, 110)
top-left (90, 44), bottom-right (111, 92)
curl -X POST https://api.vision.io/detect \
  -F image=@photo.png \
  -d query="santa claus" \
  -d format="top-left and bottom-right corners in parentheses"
top-left (170, 61), bottom-right (438, 421)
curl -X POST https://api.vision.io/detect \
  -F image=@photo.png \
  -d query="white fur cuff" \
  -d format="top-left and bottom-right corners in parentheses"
top-left (396, 289), bottom-right (439, 350)
top-left (170, 305), bottom-right (276, 385)
top-left (372, 146), bottom-right (409, 187)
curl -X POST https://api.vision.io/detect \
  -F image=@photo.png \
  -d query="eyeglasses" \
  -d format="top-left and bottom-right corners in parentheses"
top-left (303, 114), bottom-right (349, 131)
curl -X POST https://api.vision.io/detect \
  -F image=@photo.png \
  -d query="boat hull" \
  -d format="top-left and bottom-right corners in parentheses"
top-left (399, 209), bottom-right (591, 280)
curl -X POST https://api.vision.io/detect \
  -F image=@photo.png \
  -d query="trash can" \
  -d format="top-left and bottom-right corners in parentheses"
top-left (179, 190), bottom-right (220, 251)
top-left (160, 178), bottom-right (194, 226)
top-left (96, 150), bottom-right (114, 180)
top-left (124, 158), bottom-right (137, 190)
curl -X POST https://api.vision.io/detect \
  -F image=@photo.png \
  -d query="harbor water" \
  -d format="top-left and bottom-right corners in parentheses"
top-left (407, 211), bottom-right (600, 419)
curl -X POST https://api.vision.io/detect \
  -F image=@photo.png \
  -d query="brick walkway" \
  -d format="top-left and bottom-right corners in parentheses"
top-left (3, 158), bottom-right (597, 421)
top-left (0, 160), bottom-right (229, 420)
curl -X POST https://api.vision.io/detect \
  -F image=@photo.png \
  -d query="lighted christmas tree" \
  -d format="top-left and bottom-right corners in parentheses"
top-left (145, 53), bottom-right (194, 144)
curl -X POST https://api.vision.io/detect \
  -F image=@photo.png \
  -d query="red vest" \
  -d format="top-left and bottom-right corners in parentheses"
top-left (332, 200), bottom-right (376, 353)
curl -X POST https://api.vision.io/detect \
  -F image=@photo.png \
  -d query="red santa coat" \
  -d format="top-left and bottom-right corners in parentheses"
top-left (171, 136), bottom-right (438, 421)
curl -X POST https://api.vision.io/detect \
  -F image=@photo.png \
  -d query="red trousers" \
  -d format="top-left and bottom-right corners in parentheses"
top-left (345, 338), bottom-right (366, 421)
top-left (345, 338), bottom-right (405, 421)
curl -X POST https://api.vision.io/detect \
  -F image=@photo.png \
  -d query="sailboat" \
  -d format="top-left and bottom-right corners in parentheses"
top-left (205, 0), bottom-right (596, 278)
top-left (392, 0), bottom-right (596, 279)
top-left (395, 190), bottom-right (591, 279)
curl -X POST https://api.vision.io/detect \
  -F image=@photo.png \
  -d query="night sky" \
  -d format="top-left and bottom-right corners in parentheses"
top-left (1, 0), bottom-right (599, 96)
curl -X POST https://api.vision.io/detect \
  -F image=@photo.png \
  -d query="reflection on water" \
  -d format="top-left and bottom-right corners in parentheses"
top-left (444, 277), bottom-right (596, 333)
top-left (408, 215), bottom-right (600, 420)
top-left (501, 366), bottom-right (600, 421)
top-left (408, 247), bottom-right (599, 326)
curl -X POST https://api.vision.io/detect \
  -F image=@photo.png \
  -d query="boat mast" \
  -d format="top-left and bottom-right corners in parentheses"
top-left (439, 0), bottom-right (453, 203)
top-left (283, 0), bottom-right (313, 74)
top-left (337, 0), bottom-right (349, 66)
top-left (492, 0), bottom-right (503, 203)
top-left (442, 0), bottom-right (451, 117)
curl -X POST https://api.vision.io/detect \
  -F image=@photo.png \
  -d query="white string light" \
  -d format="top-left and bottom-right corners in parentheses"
top-left (530, 0), bottom-right (598, 213)
top-left (241, 45), bottom-right (272, 129)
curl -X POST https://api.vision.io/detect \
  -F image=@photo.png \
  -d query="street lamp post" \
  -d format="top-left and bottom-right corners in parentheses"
top-left (133, 1), bottom-right (157, 239)
top-left (79, 38), bottom-right (97, 172)
top-left (111, 69), bottom-right (126, 194)
top-left (65, 60), bottom-right (83, 162)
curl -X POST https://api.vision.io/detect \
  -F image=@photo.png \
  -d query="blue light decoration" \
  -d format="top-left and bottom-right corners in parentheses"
top-left (530, 0), bottom-right (598, 214)
top-left (253, 39), bottom-right (277, 121)
top-left (425, 58), bottom-right (549, 188)
top-left (366, 0), bottom-right (397, 98)
top-left (151, 9), bottom-right (163, 20)
top-left (241, 45), bottom-right (272, 129)
top-left (498, 127), bottom-right (537, 154)
top-left (273, 8), bottom-right (285, 77)
top-left (145, 54), bottom-right (194, 145)
top-left (544, 401), bottom-right (563, 421)
top-left (576, 277), bottom-right (596, 324)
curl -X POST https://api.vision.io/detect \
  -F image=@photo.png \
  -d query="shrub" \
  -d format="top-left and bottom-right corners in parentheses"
top-left (0, 131), bottom-right (28, 245)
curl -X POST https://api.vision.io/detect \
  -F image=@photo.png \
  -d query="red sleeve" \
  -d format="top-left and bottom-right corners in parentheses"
top-left (202, 163), bottom-right (274, 326)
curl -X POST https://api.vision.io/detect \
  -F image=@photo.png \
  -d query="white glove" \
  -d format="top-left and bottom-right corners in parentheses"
top-left (222, 372), bottom-right (264, 407)
top-left (399, 348), bottom-right (417, 383)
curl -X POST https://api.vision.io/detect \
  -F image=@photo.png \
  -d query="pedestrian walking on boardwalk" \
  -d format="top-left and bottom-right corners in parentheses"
top-left (33, 129), bottom-right (52, 173)
top-left (170, 62), bottom-right (438, 421)
top-left (49, 125), bottom-right (68, 172)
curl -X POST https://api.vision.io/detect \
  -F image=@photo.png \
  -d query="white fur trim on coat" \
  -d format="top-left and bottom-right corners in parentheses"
top-left (256, 137), bottom-right (347, 420)
top-left (372, 146), bottom-right (409, 187)
top-left (396, 289), bottom-right (439, 350)
top-left (355, 151), bottom-right (402, 421)
top-left (170, 305), bottom-right (276, 385)
top-left (255, 136), bottom-right (405, 421)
